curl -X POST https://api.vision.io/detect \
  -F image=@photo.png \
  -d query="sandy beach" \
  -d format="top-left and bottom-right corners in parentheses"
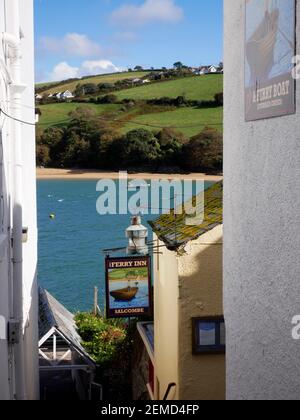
top-left (36, 168), bottom-right (223, 182)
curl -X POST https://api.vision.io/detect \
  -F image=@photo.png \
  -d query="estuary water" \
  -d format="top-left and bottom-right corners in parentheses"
top-left (37, 179), bottom-right (211, 312)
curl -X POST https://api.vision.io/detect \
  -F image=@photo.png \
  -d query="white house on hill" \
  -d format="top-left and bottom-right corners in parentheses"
top-left (60, 90), bottom-right (74, 100)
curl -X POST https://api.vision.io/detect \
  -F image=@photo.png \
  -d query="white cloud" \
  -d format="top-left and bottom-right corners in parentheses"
top-left (39, 33), bottom-right (103, 57)
top-left (47, 60), bottom-right (124, 82)
top-left (111, 0), bottom-right (183, 27)
top-left (80, 60), bottom-right (125, 76)
top-left (49, 62), bottom-right (79, 82)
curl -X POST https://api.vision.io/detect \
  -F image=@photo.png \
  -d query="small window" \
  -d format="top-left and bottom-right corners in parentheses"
top-left (192, 317), bottom-right (226, 355)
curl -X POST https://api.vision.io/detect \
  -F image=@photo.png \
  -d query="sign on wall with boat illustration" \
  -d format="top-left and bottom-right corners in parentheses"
top-left (105, 256), bottom-right (152, 318)
top-left (245, 0), bottom-right (296, 121)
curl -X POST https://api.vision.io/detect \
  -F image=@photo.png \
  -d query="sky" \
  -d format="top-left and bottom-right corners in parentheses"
top-left (34, 0), bottom-right (223, 83)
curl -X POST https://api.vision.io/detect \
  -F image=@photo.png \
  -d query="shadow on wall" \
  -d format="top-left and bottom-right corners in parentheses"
top-left (178, 236), bottom-right (225, 401)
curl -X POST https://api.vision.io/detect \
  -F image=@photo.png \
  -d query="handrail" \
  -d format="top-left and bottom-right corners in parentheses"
top-left (163, 383), bottom-right (176, 401)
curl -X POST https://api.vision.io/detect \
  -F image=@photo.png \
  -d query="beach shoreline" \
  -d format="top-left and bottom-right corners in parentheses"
top-left (36, 168), bottom-right (223, 182)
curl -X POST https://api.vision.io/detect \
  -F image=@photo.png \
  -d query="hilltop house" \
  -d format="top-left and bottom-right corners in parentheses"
top-left (47, 90), bottom-right (74, 101)
top-left (208, 65), bottom-right (219, 73)
top-left (199, 67), bottom-right (210, 75)
top-left (60, 90), bottom-right (74, 100)
top-left (132, 78), bottom-right (143, 85)
top-left (199, 65), bottom-right (221, 75)
top-left (133, 182), bottom-right (225, 400)
top-left (0, 0), bottom-right (39, 400)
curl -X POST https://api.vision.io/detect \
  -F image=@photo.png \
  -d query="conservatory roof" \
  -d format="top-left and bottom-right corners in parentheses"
top-left (38, 287), bottom-right (95, 365)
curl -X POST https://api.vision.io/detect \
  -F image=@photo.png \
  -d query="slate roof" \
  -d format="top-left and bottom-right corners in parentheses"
top-left (148, 181), bottom-right (223, 251)
top-left (39, 287), bottom-right (95, 364)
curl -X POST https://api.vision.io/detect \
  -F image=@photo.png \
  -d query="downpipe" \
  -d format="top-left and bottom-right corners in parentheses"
top-left (1, 0), bottom-right (27, 401)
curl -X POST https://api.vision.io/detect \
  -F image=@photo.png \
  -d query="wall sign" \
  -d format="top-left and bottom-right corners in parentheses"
top-left (105, 256), bottom-right (152, 318)
top-left (245, 0), bottom-right (296, 121)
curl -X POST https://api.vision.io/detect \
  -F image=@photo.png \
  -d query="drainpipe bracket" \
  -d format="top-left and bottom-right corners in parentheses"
top-left (8, 320), bottom-right (21, 344)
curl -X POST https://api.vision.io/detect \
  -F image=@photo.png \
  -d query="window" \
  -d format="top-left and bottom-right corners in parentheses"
top-left (192, 317), bottom-right (225, 355)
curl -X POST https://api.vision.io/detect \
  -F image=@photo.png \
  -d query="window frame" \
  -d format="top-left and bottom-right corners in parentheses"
top-left (192, 316), bottom-right (226, 355)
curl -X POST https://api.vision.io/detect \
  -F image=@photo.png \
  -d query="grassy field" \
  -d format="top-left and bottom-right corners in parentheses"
top-left (120, 107), bottom-right (223, 138)
top-left (116, 75), bottom-right (223, 101)
top-left (38, 102), bottom-right (120, 129)
top-left (39, 71), bottom-right (150, 95)
top-left (37, 74), bottom-right (223, 136)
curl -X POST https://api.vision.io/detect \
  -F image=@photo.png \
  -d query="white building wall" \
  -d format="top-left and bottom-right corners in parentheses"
top-left (224, 0), bottom-right (300, 400)
top-left (0, 0), bottom-right (39, 400)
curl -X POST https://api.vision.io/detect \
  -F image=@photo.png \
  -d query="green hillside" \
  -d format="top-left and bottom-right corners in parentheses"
top-left (120, 107), bottom-right (223, 138)
top-left (116, 74), bottom-right (223, 101)
top-left (39, 71), bottom-right (150, 95)
top-left (38, 102), bottom-right (120, 129)
top-left (37, 74), bottom-right (223, 137)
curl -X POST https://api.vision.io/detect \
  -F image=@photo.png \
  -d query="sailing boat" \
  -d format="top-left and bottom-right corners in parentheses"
top-left (246, 0), bottom-right (279, 84)
top-left (110, 272), bottom-right (139, 302)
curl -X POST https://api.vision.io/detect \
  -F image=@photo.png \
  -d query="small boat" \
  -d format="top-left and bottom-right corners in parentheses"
top-left (110, 287), bottom-right (139, 302)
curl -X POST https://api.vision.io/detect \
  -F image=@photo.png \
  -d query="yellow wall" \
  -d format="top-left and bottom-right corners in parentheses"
top-left (153, 225), bottom-right (225, 400)
top-left (153, 236), bottom-right (179, 400)
top-left (178, 225), bottom-right (225, 400)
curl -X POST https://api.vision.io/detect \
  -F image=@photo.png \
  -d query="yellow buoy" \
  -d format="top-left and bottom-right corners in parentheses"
top-left (49, 213), bottom-right (55, 219)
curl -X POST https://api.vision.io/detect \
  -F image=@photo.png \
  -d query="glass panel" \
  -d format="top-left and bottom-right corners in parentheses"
top-left (220, 322), bottom-right (226, 346)
top-left (199, 322), bottom-right (216, 346)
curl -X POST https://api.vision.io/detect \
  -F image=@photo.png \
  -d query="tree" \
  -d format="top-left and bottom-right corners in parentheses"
top-left (97, 94), bottom-right (118, 104)
top-left (214, 92), bottom-right (223, 106)
top-left (36, 144), bottom-right (50, 167)
top-left (173, 61), bottom-right (184, 70)
top-left (110, 129), bottom-right (161, 168)
top-left (98, 83), bottom-right (115, 92)
top-left (75, 83), bottom-right (98, 97)
top-left (67, 107), bottom-right (116, 168)
top-left (182, 127), bottom-right (223, 172)
top-left (157, 128), bottom-right (187, 165)
top-left (134, 65), bottom-right (143, 72)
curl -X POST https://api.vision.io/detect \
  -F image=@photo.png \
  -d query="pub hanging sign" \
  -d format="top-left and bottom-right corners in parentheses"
top-left (105, 256), bottom-right (152, 319)
top-left (245, 0), bottom-right (296, 121)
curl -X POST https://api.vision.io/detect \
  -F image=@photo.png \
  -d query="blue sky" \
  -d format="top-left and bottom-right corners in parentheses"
top-left (34, 0), bottom-right (223, 82)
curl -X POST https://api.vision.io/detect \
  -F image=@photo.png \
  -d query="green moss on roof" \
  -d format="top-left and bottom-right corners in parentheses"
top-left (148, 181), bottom-right (223, 251)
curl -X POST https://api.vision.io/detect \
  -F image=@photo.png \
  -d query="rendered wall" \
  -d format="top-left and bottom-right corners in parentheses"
top-left (18, 0), bottom-right (39, 400)
top-left (0, 0), bottom-right (39, 400)
top-left (153, 235), bottom-right (179, 400)
top-left (178, 225), bottom-right (225, 400)
top-left (0, 0), bottom-right (14, 400)
top-left (153, 226), bottom-right (225, 401)
top-left (224, 0), bottom-right (300, 400)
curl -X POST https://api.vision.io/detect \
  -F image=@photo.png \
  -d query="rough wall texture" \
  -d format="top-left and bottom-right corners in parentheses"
top-left (178, 226), bottom-right (225, 400)
top-left (132, 333), bottom-right (151, 401)
top-left (224, 0), bottom-right (300, 400)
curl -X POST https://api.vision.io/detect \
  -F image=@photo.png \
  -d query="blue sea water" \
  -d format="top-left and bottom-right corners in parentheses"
top-left (37, 179), bottom-right (211, 312)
